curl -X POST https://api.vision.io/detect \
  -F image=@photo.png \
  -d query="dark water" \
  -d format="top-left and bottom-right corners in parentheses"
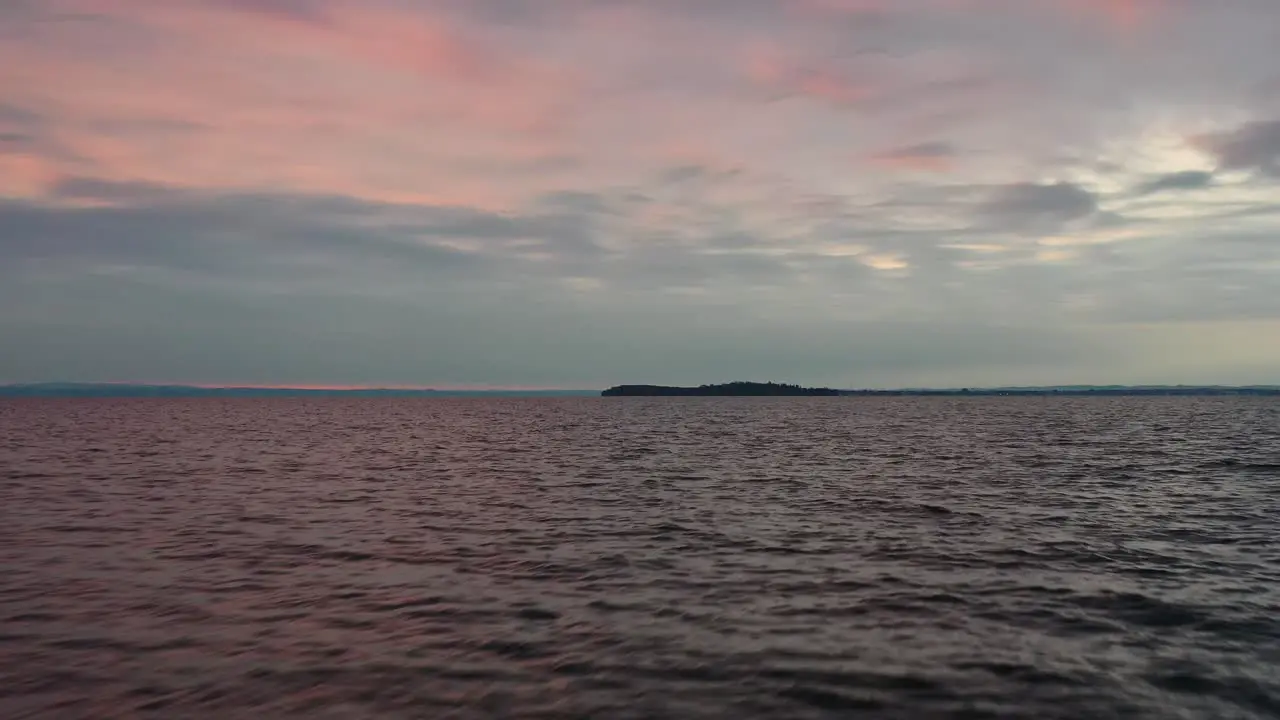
top-left (2, 397), bottom-right (1279, 719)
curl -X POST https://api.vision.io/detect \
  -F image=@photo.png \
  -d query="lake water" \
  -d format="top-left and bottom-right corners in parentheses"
top-left (2, 397), bottom-right (1279, 718)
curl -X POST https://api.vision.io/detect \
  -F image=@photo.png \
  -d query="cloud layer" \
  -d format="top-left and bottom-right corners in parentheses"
top-left (2, 0), bottom-right (1279, 387)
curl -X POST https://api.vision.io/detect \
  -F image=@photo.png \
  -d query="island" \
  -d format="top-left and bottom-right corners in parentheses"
top-left (601, 381), bottom-right (842, 397)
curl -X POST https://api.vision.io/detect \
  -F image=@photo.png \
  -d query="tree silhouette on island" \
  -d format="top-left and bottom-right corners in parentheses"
top-left (601, 381), bottom-right (841, 397)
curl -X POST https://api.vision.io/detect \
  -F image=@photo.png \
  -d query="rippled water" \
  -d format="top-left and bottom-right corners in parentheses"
top-left (2, 397), bottom-right (1279, 719)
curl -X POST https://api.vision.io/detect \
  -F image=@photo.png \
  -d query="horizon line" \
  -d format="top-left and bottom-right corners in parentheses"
top-left (4, 381), bottom-right (1279, 393)
top-left (3, 381), bottom-right (595, 392)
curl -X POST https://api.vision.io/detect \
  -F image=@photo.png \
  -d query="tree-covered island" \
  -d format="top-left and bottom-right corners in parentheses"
top-left (601, 381), bottom-right (841, 397)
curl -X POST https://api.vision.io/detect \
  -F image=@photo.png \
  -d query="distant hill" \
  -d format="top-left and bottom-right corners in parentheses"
top-left (0, 383), bottom-right (598, 398)
top-left (602, 381), bottom-right (841, 397)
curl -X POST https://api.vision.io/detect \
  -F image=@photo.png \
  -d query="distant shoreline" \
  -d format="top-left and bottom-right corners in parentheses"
top-left (832, 387), bottom-right (1280, 397)
top-left (1, 382), bottom-right (1278, 398)
top-left (602, 382), bottom-right (1280, 397)
top-left (0, 383), bottom-right (597, 398)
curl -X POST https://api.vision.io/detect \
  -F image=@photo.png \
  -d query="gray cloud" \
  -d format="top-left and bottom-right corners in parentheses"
top-left (206, 0), bottom-right (330, 23)
top-left (1201, 119), bottom-right (1280, 178)
top-left (51, 177), bottom-right (184, 204)
top-left (872, 141), bottom-right (956, 164)
top-left (978, 182), bottom-right (1098, 231)
top-left (0, 102), bottom-right (41, 127)
top-left (0, 188), bottom-right (596, 288)
top-left (0, 103), bottom-right (42, 151)
top-left (1135, 170), bottom-right (1215, 195)
top-left (3, 176), bottom-right (1278, 387)
top-left (0, 132), bottom-right (31, 147)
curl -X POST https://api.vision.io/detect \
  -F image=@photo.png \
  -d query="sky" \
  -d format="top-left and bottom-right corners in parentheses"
top-left (2, 0), bottom-right (1279, 389)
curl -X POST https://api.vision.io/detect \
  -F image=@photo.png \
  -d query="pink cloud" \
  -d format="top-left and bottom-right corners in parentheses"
top-left (868, 142), bottom-right (957, 172)
top-left (0, 0), bottom-right (1212, 221)
top-left (785, 0), bottom-right (889, 20)
top-left (0, 0), bottom-right (583, 208)
top-left (124, 0), bottom-right (579, 132)
top-left (0, 153), bottom-right (60, 198)
top-left (745, 46), bottom-right (879, 107)
top-left (1056, 0), bottom-right (1169, 32)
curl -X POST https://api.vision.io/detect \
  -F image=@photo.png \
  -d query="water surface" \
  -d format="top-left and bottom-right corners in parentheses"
top-left (2, 397), bottom-right (1279, 718)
